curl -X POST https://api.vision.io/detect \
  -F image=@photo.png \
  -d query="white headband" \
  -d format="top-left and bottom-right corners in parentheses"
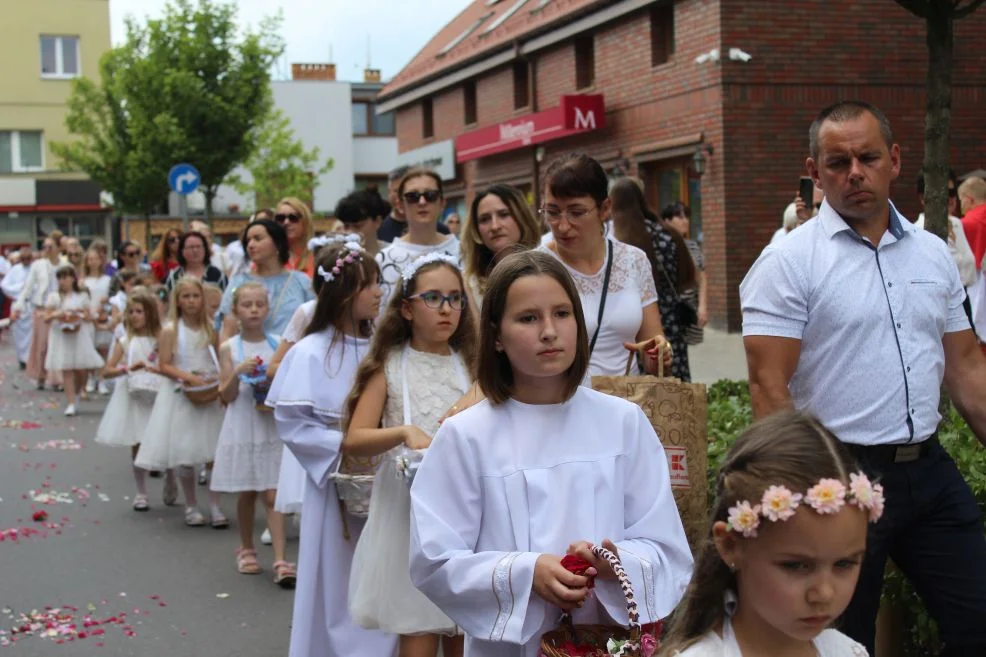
top-left (308, 233), bottom-right (362, 252)
top-left (400, 253), bottom-right (461, 284)
top-left (317, 241), bottom-right (365, 283)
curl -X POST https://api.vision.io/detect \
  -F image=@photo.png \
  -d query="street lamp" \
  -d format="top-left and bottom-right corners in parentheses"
top-left (692, 144), bottom-right (714, 176)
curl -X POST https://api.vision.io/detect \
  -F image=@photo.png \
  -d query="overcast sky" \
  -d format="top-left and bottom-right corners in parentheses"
top-left (109, 0), bottom-right (469, 82)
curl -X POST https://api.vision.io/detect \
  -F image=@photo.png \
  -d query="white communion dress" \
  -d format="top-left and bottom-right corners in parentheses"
top-left (44, 291), bottom-right (105, 371)
top-left (674, 614), bottom-right (868, 656)
top-left (210, 335), bottom-right (283, 492)
top-left (349, 345), bottom-right (470, 635)
top-left (95, 335), bottom-right (161, 447)
top-left (134, 321), bottom-right (224, 469)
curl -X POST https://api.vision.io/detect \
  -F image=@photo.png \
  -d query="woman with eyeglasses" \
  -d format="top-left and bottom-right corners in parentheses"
top-left (219, 219), bottom-right (315, 342)
top-left (376, 168), bottom-right (461, 304)
top-left (150, 228), bottom-right (182, 283)
top-left (164, 231), bottom-right (229, 295)
top-left (11, 237), bottom-right (65, 390)
top-left (538, 154), bottom-right (670, 377)
top-left (109, 241), bottom-right (151, 297)
top-left (460, 184), bottom-right (542, 310)
top-left (274, 198), bottom-right (316, 279)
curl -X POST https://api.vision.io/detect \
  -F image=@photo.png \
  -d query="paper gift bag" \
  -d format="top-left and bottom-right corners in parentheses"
top-left (592, 347), bottom-right (709, 550)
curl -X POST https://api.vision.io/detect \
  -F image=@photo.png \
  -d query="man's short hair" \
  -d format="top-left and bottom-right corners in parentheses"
top-left (809, 101), bottom-right (894, 160)
top-left (916, 167), bottom-right (959, 197)
top-left (958, 176), bottom-right (986, 204)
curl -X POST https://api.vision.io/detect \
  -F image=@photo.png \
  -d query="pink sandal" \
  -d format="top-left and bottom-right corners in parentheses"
top-left (236, 548), bottom-right (262, 575)
top-left (273, 561), bottom-right (297, 589)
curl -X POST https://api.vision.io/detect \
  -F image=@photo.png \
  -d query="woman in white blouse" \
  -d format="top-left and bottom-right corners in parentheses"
top-left (12, 237), bottom-right (63, 390)
top-left (538, 154), bottom-right (669, 376)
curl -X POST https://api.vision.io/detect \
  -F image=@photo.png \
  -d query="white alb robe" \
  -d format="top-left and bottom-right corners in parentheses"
top-left (1, 263), bottom-right (33, 363)
top-left (268, 328), bottom-right (396, 657)
top-left (409, 387), bottom-right (694, 657)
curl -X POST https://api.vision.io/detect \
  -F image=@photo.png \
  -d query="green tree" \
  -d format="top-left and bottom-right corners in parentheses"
top-left (894, 0), bottom-right (986, 241)
top-left (227, 108), bottom-right (335, 211)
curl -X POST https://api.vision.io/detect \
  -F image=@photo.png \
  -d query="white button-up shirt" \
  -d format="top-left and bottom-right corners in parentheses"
top-left (740, 200), bottom-right (969, 446)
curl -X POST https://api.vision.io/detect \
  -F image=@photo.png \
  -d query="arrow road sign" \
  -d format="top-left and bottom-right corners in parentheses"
top-left (168, 163), bottom-right (201, 195)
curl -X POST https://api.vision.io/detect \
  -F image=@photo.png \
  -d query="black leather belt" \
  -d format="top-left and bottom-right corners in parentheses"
top-left (846, 433), bottom-right (938, 465)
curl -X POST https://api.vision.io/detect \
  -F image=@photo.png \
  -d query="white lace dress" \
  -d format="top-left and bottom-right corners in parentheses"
top-left (539, 239), bottom-right (658, 377)
top-left (95, 335), bottom-right (161, 447)
top-left (44, 291), bottom-right (106, 371)
top-left (348, 346), bottom-right (470, 635)
top-left (211, 336), bottom-right (283, 492)
top-left (134, 321), bottom-right (224, 469)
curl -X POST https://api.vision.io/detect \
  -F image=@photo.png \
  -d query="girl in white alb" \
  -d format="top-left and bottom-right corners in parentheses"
top-left (266, 241), bottom-right (395, 657)
top-left (135, 277), bottom-right (226, 528)
top-left (343, 254), bottom-right (475, 657)
top-left (210, 282), bottom-right (294, 588)
top-left (95, 289), bottom-right (166, 511)
top-left (44, 265), bottom-right (105, 415)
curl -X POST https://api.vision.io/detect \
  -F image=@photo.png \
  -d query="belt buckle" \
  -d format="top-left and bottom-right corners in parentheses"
top-left (894, 444), bottom-right (922, 463)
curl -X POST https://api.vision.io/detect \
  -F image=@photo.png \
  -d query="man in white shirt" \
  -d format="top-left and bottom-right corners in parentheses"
top-left (741, 101), bottom-right (986, 654)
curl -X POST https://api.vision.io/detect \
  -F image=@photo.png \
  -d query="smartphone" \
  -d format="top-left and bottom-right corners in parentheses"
top-left (799, 177), bottom-right (815, 206)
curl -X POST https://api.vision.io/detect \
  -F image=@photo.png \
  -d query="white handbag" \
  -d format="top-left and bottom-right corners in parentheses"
top-left (127, 338), bottom-right (165, 402)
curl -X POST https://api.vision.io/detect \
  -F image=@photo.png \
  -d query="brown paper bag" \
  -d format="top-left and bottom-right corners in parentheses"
top-left (592, 346), bottom-right (709, 551)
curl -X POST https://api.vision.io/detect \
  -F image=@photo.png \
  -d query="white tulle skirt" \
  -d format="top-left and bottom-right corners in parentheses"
top-left (94, 378), bottom-right (155, 447)
top-left (348, 454), bottom-right (457, 635)
top-left (45, 324), bottom-right (104, 371)
top-left (134, 382), bottom-right (224, 469)
top-left (275, 446), bottom-right (306, 513)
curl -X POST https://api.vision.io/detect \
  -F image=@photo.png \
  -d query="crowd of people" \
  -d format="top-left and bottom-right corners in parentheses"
top-left (0, 99), bottom-right (984, 657)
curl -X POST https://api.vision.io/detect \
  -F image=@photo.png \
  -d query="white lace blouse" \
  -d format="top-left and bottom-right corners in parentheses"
top-left (539, 239), bottom-right (658, 376)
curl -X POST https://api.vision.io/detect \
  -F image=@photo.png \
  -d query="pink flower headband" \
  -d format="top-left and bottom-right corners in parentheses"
top-left (317, 241), bottom-right (364, 284)
top-left (726, 472), bottom-right (885, 538)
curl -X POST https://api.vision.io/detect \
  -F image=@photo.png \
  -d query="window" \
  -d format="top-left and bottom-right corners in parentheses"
top-left (650, 3), bottom-right (675, 66)
top-left (439, 13), bottom-right (493, 56)
top-left (0, 131), bottom-right (44, 173)
top-left (464, 81), bottom-right (477, 125)
top-left (484, 0), bottom-right (529, 34)
top-left (352, 102), bottom-right (370, 135)
top-left (422, 98), bottom-right (434, 139)
top-left (513, 61), bottom-right (530, 109)
top-left (40, 35), bottom-right (80, 78)
top-left (372, 110), bottom-right (396, 136)
top-left (575, 35), bottom-right (595, 90)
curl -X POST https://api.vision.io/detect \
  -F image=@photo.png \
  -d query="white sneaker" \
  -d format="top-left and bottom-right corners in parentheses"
top-left (85, 378), bottom-right (96, 394)
top-left (64, 404), bottom-right (77, 417)
top-left (97, 380), bottom-right (110, 395)
top-left (261, 528), bottom-right (272, 545)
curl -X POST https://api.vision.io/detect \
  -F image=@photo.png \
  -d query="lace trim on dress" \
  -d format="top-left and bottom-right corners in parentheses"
top-left (490, 552), bottom-right (521, 642)
top-left (543, 241), bottom-right (657, 304)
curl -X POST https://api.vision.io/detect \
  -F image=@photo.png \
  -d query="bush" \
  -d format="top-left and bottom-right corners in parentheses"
top-left (705, 381), bottom-right (986, 656)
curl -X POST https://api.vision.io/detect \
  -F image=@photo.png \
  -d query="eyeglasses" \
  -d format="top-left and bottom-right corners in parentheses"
top-left (403, 190), bottom-right (442, 204)
top-left (407, 290), bottom-right (467, 311)
top-left (275, 213), bottom-right (302, 224)
top-left (539, 206), bottom-right (597, 224)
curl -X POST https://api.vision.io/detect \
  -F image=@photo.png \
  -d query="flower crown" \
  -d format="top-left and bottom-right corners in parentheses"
top-left (317, 241), bottom-right (365, 284)
top-left (308, 233), bottom-right (362, 252)
top-left (726, 472), bottom-right (885, 538)
top-left (400, 252), bottom-right (461, 284)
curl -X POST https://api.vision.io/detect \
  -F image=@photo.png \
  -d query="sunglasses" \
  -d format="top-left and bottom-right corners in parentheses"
top-left (407, 290), bottom-right (467, 311)
top-left (167, 236), bottom-right (179, 243)
top-left (403, 190), bottom-right (442, 204)
top-left (275, 213), bottom-right (302, 224)
top-left (124, 250), bottom-right (140, 257)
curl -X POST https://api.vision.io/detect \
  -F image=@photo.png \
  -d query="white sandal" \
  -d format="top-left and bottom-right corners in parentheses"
top-left (184, 507), bottom-right (206, 527)
top-left (133, 494), bottom-right (149, 512)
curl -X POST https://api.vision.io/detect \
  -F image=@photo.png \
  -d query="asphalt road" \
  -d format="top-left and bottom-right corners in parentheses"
top-left (0, 338), bottom-right (296, 656)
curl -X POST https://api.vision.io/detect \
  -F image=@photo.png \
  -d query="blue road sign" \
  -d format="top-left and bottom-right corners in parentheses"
top-left (168, 163), bottom-right (201, 195)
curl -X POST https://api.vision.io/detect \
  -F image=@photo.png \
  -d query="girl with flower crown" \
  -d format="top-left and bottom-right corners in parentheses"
top-left (342, 253), bottom-right (477, 657)
top-left (661, 410), bottom-right (882, 656)
top-left (265, 242), bottom-right (396, 657)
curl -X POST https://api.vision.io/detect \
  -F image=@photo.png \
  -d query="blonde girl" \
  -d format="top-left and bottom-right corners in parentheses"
top-left (660, 411), bottom-right (880, 656)
top-left (134, 277), bottom-right (226, 528)
top-left (342, 254), bottom-right (477, 657)
top-left (95, 289), bottom-right (167, 511)
top-left (210, 282), bottom-right (293, 587)
top-left (82, 247), bottom-right (114, 395)
top-left (43, 265), bottom-right (104, 415)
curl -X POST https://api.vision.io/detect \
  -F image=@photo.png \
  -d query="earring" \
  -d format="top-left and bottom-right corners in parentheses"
top-left (729, 562), bottom-right (736, 572)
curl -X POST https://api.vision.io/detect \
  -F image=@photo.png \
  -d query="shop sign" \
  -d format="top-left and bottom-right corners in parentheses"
top-left (396, 139), bottom-right (457, 181)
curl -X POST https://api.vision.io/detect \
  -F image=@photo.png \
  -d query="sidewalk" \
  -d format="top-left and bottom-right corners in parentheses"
top-left (687, 328), bottom-right (748, 384)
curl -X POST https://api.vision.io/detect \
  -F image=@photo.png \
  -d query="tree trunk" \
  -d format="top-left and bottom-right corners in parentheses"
top-left (921, 6), bottom-right (954, 243)
top-left (204, 186), bottom-right (215, 226)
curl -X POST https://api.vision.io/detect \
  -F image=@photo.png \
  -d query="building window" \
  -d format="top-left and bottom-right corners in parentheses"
top-left (513, 61), bottom-right (530, 109)
top-left (423, 98), bottom-right (434, 139)
top-left (650, 3), bottom-right (675, 66)
top-left (575, 35), bottom-right (594, 90)
top-left (464, 81), bottom-right (478, 125)
top-left (40, 35), bottom-right (80, 78)
top-left (372, 110), bottom-right (396, 136)
top-left (352, 102), bottom-right (370, 135)
top-left (0, 131), bottom-right (44, 173)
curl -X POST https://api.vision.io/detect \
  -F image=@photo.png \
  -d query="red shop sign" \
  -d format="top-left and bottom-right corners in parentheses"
top-left (454, 95), bottom-right (605, 163)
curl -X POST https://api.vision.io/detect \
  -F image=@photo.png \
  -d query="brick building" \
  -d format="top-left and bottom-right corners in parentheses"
top-left (377, 0), bottom-right (986, 330)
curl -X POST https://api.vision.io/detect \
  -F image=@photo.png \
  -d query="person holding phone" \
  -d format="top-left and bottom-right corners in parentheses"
top-left (795, 176), bottom-right (824, 224)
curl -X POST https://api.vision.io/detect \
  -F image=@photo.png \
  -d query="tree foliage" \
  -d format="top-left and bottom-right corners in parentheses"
top-left (227, 108), bottom-right (335, 211)
top-left (52, 0), bottom-right (284, 218)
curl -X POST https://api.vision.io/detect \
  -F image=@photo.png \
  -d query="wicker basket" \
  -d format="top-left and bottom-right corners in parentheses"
top-left (182, 381), bottom-right (220, 405)
top-left (539, 546), bottom-right (660, 657)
